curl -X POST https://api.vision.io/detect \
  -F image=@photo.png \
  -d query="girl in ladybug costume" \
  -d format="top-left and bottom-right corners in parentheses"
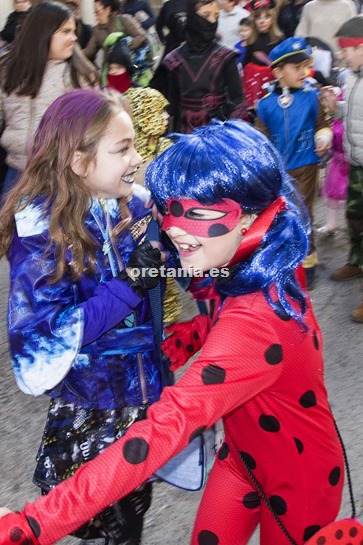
top-left (0, 120), bottom-right (349, 545)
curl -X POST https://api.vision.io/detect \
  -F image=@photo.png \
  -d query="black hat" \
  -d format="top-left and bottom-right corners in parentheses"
top-left (108, 41), bottom-right (134, 75)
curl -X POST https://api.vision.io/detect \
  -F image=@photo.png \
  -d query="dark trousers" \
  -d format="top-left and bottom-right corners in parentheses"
top-left (346, 165), bottom-right (363, 273)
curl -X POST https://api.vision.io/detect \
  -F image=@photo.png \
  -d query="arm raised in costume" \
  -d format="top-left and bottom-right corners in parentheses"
top-left (0, 297), bottom-right (282, 545)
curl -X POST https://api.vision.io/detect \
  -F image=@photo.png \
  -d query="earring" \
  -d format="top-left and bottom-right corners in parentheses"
top-left (241, 228), bottom-right (247, 235)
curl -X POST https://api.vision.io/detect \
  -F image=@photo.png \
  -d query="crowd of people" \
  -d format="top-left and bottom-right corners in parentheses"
top-left (0, 0), bottom-right (362, 544)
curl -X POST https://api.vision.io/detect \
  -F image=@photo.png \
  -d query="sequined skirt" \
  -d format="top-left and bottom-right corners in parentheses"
top-left (34, 398), bottom-right (151, 541)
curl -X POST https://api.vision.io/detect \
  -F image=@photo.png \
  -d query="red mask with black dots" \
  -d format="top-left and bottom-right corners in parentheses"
top-left (161, 198), bottom-right (242, 238)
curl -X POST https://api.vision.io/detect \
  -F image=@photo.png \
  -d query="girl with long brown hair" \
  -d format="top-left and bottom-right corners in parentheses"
top-left (0, 1), bottom-right (96, 198)
top-left (0, 87), bottom-right (166, 545)
top-left (242, 0), bottom-right (283, 109)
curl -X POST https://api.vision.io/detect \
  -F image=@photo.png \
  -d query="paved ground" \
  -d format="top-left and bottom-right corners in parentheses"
top-left (0, 196), bottom-right (362, 545)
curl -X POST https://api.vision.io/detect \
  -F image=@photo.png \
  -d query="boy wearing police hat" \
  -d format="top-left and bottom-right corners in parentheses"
top-left (256, 36), bottom-right (332, 289)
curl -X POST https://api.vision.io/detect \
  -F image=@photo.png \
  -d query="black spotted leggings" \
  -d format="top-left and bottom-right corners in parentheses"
top-left (191, 446), bottom-right (342, 545)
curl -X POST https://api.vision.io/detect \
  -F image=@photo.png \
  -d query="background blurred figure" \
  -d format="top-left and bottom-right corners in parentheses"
top-left (217, 0), bottom-right (249, 49)
top-left (60, 0), bottom-right (92, 48)
top-left (103, 29), bottom-right (154, 86)
top-left (155, 0), bottom-right (188, 57)
top-left (83, 0), bottom-right (146, 66)
top-left (322, 15), bottom-right (363, 322)
top-left (0, 0), bottom-right (32, 45)
top-left (234, 16), bottom-right (256, 65)
top-left (105, 36), bottom-right (135, 91)
top-left (276, 0), bottom-right (309, 38)
top-left (295, 0), bottom-right (356, 52)
top-left (152, 0), bottom-right (247, 133)
top-left (121, 0), bottom-right (156, 30)
top-left (121, 0), bottom-right (161, 58)
top-left (256, 36), bottom-right (333, 289)
top-left (0, 1), bottom-right (95, 198)
top-left (318, 95), bottom-right (349, 237)
top-left (242, 0), bottom-right (283, 108)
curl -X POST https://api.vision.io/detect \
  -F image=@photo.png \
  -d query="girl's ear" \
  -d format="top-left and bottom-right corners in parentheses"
top-left (239, 213), bottom-right (257, 234)
top-left (70, 151), bottom-right (87, 177)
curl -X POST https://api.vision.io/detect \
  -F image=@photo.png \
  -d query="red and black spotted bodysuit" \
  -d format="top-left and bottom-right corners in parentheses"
top-left (0, 285), bottom-right (344, 545)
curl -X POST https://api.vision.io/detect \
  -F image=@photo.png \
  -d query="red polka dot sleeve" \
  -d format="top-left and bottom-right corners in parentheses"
top-left (18, 295), bottom-right (284, 545)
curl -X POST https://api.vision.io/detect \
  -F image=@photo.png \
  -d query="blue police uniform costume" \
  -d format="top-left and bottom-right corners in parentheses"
top-left (256, 37), bottom-right (332, 287)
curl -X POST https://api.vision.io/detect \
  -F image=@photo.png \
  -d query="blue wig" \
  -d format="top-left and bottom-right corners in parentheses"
top-left (145, 119), bottom-right (310, 322)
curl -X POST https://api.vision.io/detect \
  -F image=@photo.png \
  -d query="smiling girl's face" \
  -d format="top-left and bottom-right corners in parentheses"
top-left (80, 112), bottom-right (143, 199)
top-left (162, 199), bottom-right (253, 272)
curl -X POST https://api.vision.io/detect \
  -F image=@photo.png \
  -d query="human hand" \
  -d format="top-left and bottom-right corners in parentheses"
top-left (321, 86), bottom-right (338, 114)
top-left (315, 137), bottom-right (330, 157)
top-left (0, 511), bottom-right (38, 545)
top-left (162, 322), bottom-right (200, 371)
top-left (118, 241), bottom-right (165, 295)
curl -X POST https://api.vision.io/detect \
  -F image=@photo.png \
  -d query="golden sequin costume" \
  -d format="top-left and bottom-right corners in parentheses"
top-left (126, 86), bottom-right (181, 324)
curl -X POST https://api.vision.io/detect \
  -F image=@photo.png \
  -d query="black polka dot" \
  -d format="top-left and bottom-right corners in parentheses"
top-left (313, 330), bottom-right (319, 350)
top-left (264, 344), bottom-right (283, 365)
top-left (335, 528), bottom-right (343, 539)
top-left (26, 516), bottom-right (41, 538)
top-left (186, 344), bottom-right (194, 353)
top-left (303, 525), bottom-right (321, 541)
top-left (317, 537), bottom-right (326, 545)
top-left (350, 527), bottom-right (358, 537)
top-left (22, 539), bottom-right (34, 545)
top-left (217, 442), bottom-right (229, 460)
top-left (201, 365), bottom-right (226, 385)
top-left (170, 201), bottom-right (184, 217)
top-left (189, 426), bottom-right (207, 442)
top-left (242, 492), bottom-right (260, 509)
top-left (269, 495), bottom-right (287, 515)
top-left (175, 338), bottom-right (182, 348)
top-left (193, 331), bottom-right (200, 340)
top-left (239, 451), bottom-right (256, 470)
top-left (293, 437), bottom-right (304, 454)
top-left (9, 528), bottom-right (24, 542)
top-left (208, 224), bottom-right (230, 237)
top-left (274, 301), bottom-right (291, 321)
top-left (123, 437), bottom-right (149, 464)
top-left (197, 529), bottom-right (219, 545)
top-left (259, 414), bottom-right (280, 432)
top-left (329, 466), bottom-right (341, 486)
top-left (299, 390), bottom-right (317, 408)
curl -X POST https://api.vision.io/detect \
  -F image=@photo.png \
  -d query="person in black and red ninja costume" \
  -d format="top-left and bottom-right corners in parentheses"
top-left (151, 0), bottom-right (247, 133)
top-left (0, 120), bottom-right (348, 545)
